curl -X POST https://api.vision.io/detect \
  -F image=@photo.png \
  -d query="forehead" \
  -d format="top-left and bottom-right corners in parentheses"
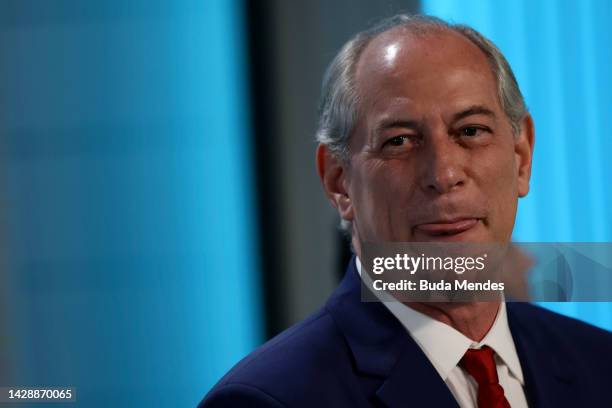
top-left (354, 27), bottom-right (500, 113)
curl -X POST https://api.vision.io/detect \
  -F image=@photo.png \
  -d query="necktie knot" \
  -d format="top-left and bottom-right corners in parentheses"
top-left (460, 346), bottom-right (511, 408)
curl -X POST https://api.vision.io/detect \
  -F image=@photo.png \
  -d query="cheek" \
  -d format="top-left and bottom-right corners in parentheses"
top-left (489, 158), bottom-right (517, 199)
top-left (350, 161), bottom-right (389, 215)
top-left (350, 160), bottom-right (416, 236)
top-left (477, 146), bottom-right (519, 238)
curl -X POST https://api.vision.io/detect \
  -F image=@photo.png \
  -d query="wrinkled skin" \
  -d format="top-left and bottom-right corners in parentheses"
top-left (317, 28), bottom-right (534, 249)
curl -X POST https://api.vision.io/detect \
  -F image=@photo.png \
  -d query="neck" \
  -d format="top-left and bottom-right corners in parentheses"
top-left (405, 301), bottom-right (500, 342)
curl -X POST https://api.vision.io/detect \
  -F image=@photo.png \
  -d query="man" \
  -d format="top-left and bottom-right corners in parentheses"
top-left (200, 14), bottom-right (611, 407)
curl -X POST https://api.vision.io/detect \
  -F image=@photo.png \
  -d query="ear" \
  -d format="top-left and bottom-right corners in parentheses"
top-left (515, 114), bottom-right (535, 197)
top-left (316, 144), bottom-right (354, 222)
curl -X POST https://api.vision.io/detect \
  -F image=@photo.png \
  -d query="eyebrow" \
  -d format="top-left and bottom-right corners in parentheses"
top-left (452, 105), bottom-right (496, 122)
top-left (374, 119), bottom-right (420, 135)
top-left (372, 104), bottom-right (497, 137)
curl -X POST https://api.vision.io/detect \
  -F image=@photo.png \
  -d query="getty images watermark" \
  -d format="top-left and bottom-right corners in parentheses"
top-left (361, 242), bottom-right (612, 302)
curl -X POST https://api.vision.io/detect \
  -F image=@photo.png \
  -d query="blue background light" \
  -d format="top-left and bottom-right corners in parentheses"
top-left (1, 1), bottom-right (262, 406)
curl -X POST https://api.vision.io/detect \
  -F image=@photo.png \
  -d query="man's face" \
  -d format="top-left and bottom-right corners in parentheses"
top-left (335, 29), bottom-right (533, 244)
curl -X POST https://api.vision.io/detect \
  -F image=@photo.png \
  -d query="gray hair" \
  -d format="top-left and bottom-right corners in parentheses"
top-left (315, 14), bottom-right (528, 234)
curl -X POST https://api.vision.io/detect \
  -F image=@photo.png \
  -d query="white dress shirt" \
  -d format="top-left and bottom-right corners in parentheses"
top-left (356, 257), bottom-right (529, 408)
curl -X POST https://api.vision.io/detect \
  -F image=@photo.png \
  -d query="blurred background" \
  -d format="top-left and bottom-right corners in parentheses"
top-left (0, 0), bottom-right (610, 406)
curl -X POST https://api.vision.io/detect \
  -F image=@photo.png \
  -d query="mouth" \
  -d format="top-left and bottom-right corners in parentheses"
top-left (414, 218), bottom-right (481, 240)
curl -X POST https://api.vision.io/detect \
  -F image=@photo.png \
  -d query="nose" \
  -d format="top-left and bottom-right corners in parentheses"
top-left (419, 134), bottom-right (467, 195)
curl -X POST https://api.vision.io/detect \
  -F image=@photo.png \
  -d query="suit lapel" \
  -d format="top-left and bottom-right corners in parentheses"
top-left (507, 303), bottom-right (576, 408)
top-left (326, 257), bottom-right (458, 407)
top-left (375, 339), bottom-right (460, 408)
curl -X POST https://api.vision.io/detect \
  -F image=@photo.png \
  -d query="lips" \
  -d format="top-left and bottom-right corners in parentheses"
top-left (414, 218), bottom-right (480, 237)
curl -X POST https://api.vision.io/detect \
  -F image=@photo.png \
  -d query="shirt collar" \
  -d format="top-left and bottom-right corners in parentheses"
top-left (356, 256), bottom-right (524, 384)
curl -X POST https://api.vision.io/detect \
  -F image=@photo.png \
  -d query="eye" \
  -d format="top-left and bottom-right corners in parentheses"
top-left (460, 126), bottom-right (487, 137)
top-left (385, 135), bottom-right (408, 147)
top-left (383, 134), bottom-right (422, 149)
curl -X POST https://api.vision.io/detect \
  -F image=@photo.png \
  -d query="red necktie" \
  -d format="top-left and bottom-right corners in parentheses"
top-left (460, 346), bottom-right (511, 408)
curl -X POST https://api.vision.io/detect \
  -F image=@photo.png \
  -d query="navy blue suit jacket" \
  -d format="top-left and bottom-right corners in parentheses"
top-left (200, 257), bottom-right (612, 407)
